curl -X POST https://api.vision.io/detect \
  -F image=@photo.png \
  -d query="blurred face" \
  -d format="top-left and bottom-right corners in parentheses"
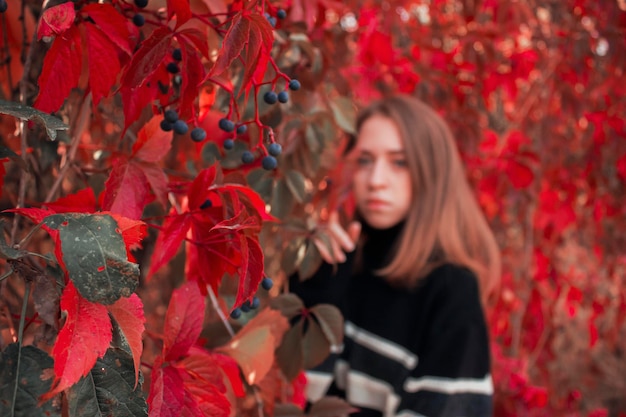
top-left (351, 115), bottom-right (412, 229)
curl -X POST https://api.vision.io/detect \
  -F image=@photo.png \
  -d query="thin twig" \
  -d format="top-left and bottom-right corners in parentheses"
top-left (11, 282), bottom-right (31, 417)
top-left (207, 285), bottom-right (234, 338)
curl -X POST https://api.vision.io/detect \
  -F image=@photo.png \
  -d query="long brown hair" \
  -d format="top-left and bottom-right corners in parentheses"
top-left (348, 94), bottom-right (501, 303)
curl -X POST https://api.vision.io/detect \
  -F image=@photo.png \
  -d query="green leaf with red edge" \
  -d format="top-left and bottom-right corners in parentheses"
top-left (85, 23), bottom-right (122, 107)
top-left (163, 281), bottom-right (206, 361)
top-left (121, 26), bottom-right (173, 89)
top-left (102, 158), bottom-right (152, 220)
top-left (42, 213), bottom-right (140, 304)
top-left (147, 211), bottom-right (192, 278)
top-left (233, 235), bottom-right (264, 310)
top-left (34, 25), bottom-right (82, 114)
top-left (37, 2), bottom-right (76, 40)
top-left (167, 0), bottom-right (192, 28)
top-left (42, 281), bottom-right (112, 400)
top-left (82, 3), bottom-right (137, 56)
top-left (147, 358), bottom-right (185, 417)
top-left (107, 294), bottom-right (145, 388)
top-left (44, 188), bottom-right (96, 213)
top-left (210, 12), bottom-right (250, 77)
top-left (132, 116), bottom-right (173, 162)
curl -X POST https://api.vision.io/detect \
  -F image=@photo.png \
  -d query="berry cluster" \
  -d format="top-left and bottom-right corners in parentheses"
top-left (263, 79), bottom-right (300, 106)
top-left (159, 108), bottom-right (206, 141)
top-left (230, 277), bottom-right (274, 319)
top-left (131, 0), bottom-right (149, 26)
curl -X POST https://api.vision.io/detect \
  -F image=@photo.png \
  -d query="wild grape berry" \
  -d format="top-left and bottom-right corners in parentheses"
top-left (277, 91), bottom-right (289, 103)
top-left (241, 151), bottom-right (255, 164)
top-left (0, 0), bottom-right (7, 13)
top-left (241, 302), bottom-right (251, 313)
top-left (277, 9), bottom-right (287, 19)
top-left (166, 62), bottom-right (180, 74)
top-left (250, 296), bottom-right (260, 309)
top-left (173, 120), bottom-right (188, 135)
top-left (164, 109), bottom-right (178, 123)
top-left (223, 139), bottom-right (235, 150)
top-left (160, 119), bottom-right (173, 132)
top-left (262, 155), bottom-right (277, 170)
top-left (132, 14), bottom-right (145, 27)
top-left (263, 91), bottom-right (278, 104)
top-left (172, 48), bottom-right (182, 61)
top-left (218, 118), bottom-right (235, 132)
top-left (261, 277), bottom-right (273, 290)
top-left (190, 127), bottom-right (206, 142)
top-left (200, 199), bottom-right (212, 209)
top-left (268, 143), bottom-right (282, 156)
top-left (134, 0), bottom-right (148, 8)
top-left (268, 16), bottom-right (277, 27)
top-left (230, 308), bottom-right (242, 319)
top-left (236, 124), bottom-right (247, 135)
top-left (288, 79), bottom-right (301, 91)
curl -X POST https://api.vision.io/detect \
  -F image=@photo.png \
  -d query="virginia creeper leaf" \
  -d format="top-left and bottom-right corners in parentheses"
top-left (102, 158), bottom-right (152, 220)
top-left (37, 2), bottom-right (76, 40)
top-left (107, 294), bottom-right (145, 387)
top-left (275, 321), bottom-right (304, 381)
top-left (45, 187), bottom-right (96, 213)
top-left (213, 353), bottom-right (245, 397)
top-left (67, 348), bottom-right (147, 417)
top-left (0, 344), bottom-right (58, 417)
top-left (309, 396), bottom-right (358, 417)
top-left (285, 170), bottom-right (308, 204)
top-left (178, 40), bottom-right (206, 119)
top-left (121, 26), bottom-right (173, 89)
top-left (163, 281), bottom-right (206, 361)
top-left (137, 162), bottom-right (169, 209)
top-left (175, 347), bottom-right (226, 391)
top-left (44, 282), bottom-right (112, 399)
top-left (167, 0), bottom-right (192, 28)
top-left (302, 317), bottom-right (330, 370)
top-left (32, 273), bottom-right (61, 328)
top-left (132, 116), bottom-right (173, 162)
top-left (147, 212), bottom-right (192, 278)
top-left (0, 99), bottom-right (69, 141)
top-left (43, 213), bottom-right (140, 304)
top-left (310, 304), bottom-right (344, 348)
top-left (34, 25), bottom-right (82, 114)
top-left (82, 3), bottom-right (136, 56)
top-left (505, 159), bottom-right (534, 189)
top-left (85, 23), bottom-right (122, 107)
top-left (233, 236), bottom-right (264, 310)
top-left (210, 12), bottom-right (250, 77)
top-left (147, 358), bottom-right (185, 417)
top-left (219, 326), bottom-right (274, 386)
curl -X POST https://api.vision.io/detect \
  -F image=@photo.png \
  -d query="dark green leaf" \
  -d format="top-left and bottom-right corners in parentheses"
top-left (67, 348), bottom-right (147, 417)
top-left (247, 168), bottom-right (274, 203)
top-left (270, 293), bottom-right (304, 318)
top-left (0, 99), bottom-right (69, 141)
top-left (275, 321), bottom-right (304, 381)
top-left (270, 178), bottom-right (295, 220)
top-left (328, 96), bottom-right (356, 135)
top-left (298, 240), bottom-right (322, 281)
top-left (303, 317), bottom-right (330, 370)
top-left (201, 142), bottom-right (222, 167)
top-left (273, 403), bottom-right (305, 417)
top-left (311, 305), bottom-right (344, 348)
top-left (285, 170), bottom-right (308, 204)
top-left (43, 213), bottom-right (139, 305)
top-left (280, 236), bottom-right (306, 277)
top-left (0, 343), bottom-right (59, 417)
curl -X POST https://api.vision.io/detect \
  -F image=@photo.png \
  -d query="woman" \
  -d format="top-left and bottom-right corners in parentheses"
top-left (289, 94), bottom-right (501, 417)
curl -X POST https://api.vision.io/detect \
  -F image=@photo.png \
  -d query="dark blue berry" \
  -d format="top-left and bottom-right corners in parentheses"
top-left (288, 79), bottom-right (301, 91)
top-left (250, 296), bottom-right (260, 309)
top-left (160, 119), bottom-right (173, 132)
top-left (132, 14), bottom-right (145, 27)
top-left (173, 120), bottom-right (188, 135)
top-left (263, 91), bottom-right (278, 104)
top-left (268, 143), bottom-right (282, 156)
top-left (218, 118), bottom-right (235, 132)
top-left (241, 151), bottom-right (255, 164)
top-left (277, 91), bottom-right (289, 103)
top-left (166, 62), bottom-right (180, 74)
top-left (230, 308), bottom-right (242, 319)
top-left (261, 277), bottom-right (273, 290)
top-left (262, 155), bottom-right (277, 170)
top-left (134, 0), bottom-right (148, 8)
top-left (164, 109), bottom-right (178, 123)
top-left (268, 16), bottom-right (277, 27)
top-left (172, 48), bottom-right (182, 61)
top-left (277, 9), bottom-right (287, 19)
top-left (236, 124), bottom-right (247, 135)
top-left (223, 139), bottom-right (235, 150)
top-left (190, 127), bottom-right (206, 142)
top-left (200, 199), bottom-right (212, 209)
top-left (241, 302), bottom-right (251, 313)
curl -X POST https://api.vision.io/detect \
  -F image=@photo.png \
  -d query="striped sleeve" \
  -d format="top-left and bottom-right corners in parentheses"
top-left (397, 267), bottom-right (493, 417)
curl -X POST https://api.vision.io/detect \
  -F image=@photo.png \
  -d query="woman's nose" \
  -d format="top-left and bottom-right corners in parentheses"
top-left (367, 160), bottom-right (388, 188)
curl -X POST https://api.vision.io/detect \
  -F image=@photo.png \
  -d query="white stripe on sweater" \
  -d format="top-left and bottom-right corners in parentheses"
top-left (404, 373), bottom-right (493, 395)
top-left (345, 321), bottom-right (418, 369)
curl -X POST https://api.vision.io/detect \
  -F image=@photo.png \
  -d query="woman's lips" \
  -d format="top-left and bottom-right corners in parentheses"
top-left (365, 199), bottom-right (390, 209)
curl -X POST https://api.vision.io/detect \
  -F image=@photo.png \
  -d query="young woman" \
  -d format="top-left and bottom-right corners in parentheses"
top-left (289, 94), bottom-right (501, 417)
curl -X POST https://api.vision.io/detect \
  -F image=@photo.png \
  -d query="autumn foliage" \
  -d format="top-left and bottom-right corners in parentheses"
top-left (0, 0), bottom-right (624, 417)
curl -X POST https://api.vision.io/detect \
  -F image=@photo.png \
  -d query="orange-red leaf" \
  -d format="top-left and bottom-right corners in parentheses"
top-left (34, 25), bottom-right (82, 113)
top-left (163, 281), bottom-right (206, 361)
top-left (37, 2), bottom-right (76, 40)
top-left (107, 294), bottom-right (145, 387)
top-left (44, 281), bottom-right (112, 399)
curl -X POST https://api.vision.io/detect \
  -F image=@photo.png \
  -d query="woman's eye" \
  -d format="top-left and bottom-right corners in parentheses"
top-left (356, 157), bottom-right (372, 166)
top-left (393, 159), bottom-right (408, 167)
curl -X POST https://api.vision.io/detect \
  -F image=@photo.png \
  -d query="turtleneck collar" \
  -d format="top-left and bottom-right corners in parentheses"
top-left (360, 220), bottom-right (406, 269)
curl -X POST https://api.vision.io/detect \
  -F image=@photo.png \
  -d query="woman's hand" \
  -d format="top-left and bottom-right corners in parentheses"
top-left (313, 211), bottom-right (361, 264)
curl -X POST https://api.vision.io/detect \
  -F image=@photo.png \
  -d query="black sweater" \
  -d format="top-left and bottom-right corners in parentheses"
top-left (289, 222), bottom-right (493, 417)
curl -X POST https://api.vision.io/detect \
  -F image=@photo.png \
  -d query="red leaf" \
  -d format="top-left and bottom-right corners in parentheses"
top-left (213, 352), bottom-right (245, 397)
top-left (182, 374), bottom-right (230, 417)
top-left (138, 162), bottom-right (169, 208)
top-left (147, 212), bottom-right (192, 277)
top-left (121, 85), bottom-right (158, 132)
top-left (210, 12), bottom-right (250, 77)
top-left (85, 23), bottom-right (122, 107)
top-left (43, 281), bottom-right (112, 399)
top-left (102, 158), bottom-right (152, 219)
top-left (241, 12), bottom-right (274, 92)
top-left (82, 3), bottom-right (137, 56)
top-left (167, 0), bottom-right (192, 28)
top-left (107, 294), bottom-right (145, 387)
top-left (132, 116), bottom-right (173, 162)
top-left (121, 26), bottom-right (173, 89)
top-left (178, 41), bottom-right (206, 119)
top-left (233, 236), bottom-right (264, 309)
top-left (616, 153), bottom-right (626, 182)
top-left (177, 29), bottom-right (210, 60)
top-left (147, 359), bottom-right (186, 417)
top-left (175, 346), bottom-right (226, 391)
top-left (505, 160), bottom-right (534, 189)
top-left (216, 183), bottom-right (276, 222)
top-left (187, 166), bottom-right (217, 210)
top-left (108, 213), bottom-right (148, 255)
top-left (34, 25), bottom-right (82, 113)
top-left (163, 281), bottom-right (206, 361)
top-left (44, 188), bottom-right (97, 213)
top-left (37, 2), bottom-right (76, 40)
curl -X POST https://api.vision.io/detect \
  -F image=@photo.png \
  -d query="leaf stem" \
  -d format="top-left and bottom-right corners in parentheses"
top-left (0, 268), bottom-right (13, 283)
top-left (207, 285), bottom-right (234, 338)
top-left (11, 282), bottom-right (32, 417)
top-left (15, 222), bottom-right (42, 249)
